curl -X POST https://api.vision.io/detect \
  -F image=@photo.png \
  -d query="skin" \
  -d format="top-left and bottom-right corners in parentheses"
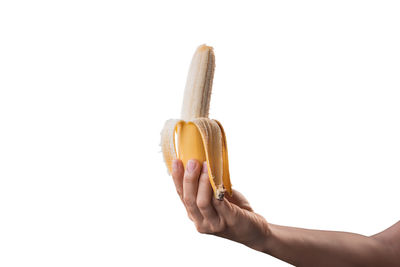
top-left (171, 158), bottom-right (400, 267)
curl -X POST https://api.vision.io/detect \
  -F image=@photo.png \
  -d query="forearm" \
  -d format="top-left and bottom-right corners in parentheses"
top-left (262, 224), bottom-right (398, 267)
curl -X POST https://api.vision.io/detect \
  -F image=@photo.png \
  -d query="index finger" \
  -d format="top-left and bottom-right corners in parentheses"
top-left (171, 159), bottom-right (184, 200)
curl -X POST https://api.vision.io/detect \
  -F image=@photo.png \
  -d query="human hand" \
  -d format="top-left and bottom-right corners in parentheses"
top-left (171, 158), bottom-right (270, 252)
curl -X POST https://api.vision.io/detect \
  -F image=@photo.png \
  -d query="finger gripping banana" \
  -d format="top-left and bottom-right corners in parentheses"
top-left (160, 44), bottom-right (232, 200)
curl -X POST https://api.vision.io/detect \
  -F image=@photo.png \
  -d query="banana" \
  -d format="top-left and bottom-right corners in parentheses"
top-left (160, 44), bottom-right (232, 200)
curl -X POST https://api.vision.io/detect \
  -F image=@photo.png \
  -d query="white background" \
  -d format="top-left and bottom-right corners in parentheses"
top-left (1, 1), bottom-right (399, 266)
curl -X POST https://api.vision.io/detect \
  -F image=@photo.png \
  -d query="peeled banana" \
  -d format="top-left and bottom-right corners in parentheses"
top-left (160, 44), bottom-right (232, 200)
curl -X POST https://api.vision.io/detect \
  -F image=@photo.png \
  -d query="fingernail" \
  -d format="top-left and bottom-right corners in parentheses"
top-left (187, 160), bottom-right (196, 172)
top-left (172, 159), bottom-right (179, 171)
top-left (202, 161), bottom-right (208, 173)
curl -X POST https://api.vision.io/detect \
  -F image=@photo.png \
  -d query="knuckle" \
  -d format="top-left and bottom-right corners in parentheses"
top-left (183, 174), bottom-right (195, 183)
top-left (195, 224), bottom-right (210, 234)
top-left (183, 172), bottom-right (196, 183)
top-left (196, 198), bottom-right (209, 210)
top-left (200, 173), bottom-right (209, 181)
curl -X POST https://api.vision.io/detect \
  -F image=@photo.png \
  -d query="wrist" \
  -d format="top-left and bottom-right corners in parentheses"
top-left (259, 223), bottom-right (278, 254)
top-left (246, 215), bottom-right (272, 253)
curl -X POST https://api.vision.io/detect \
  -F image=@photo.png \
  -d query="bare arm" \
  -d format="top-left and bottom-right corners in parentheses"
top-left (171, 159), bottom-right (400, 267)
top-left (264, 222), bottom-right (400, 267)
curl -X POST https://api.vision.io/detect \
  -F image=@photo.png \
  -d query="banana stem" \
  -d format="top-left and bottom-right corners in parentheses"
top-left (180, 45), bottom-right (215, 121)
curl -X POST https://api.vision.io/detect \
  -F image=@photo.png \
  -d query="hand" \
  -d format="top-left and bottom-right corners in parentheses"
top-left (171, 158), bottom-right (270, 252)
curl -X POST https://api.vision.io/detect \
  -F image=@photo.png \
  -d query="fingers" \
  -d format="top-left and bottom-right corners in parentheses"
top-left (171, 159), bottom-right (184, 200)
top-left (172, 159), bottom-right (247, 235)
top-left (196, 162), bottom-right (219, 224)
top-left (182, 159), bottom-right (203, 222)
